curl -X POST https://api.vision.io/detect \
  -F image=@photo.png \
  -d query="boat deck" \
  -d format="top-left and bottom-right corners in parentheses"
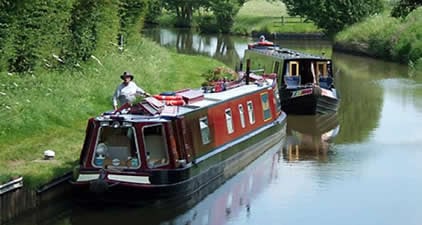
top-left (99, 77), bottom-right (274, 121)
top-left (249, 46), bottom-right (327, 60)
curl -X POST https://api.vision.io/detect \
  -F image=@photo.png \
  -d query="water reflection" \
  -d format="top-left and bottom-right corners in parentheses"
top-left (142, 28), bottom-right (250, 69)
top-left (332, 52), bottom-right (411, 144)
top-left (283, 114), bottom-right (340, 162)
top-left (142, 28), bottom-right (333, 68)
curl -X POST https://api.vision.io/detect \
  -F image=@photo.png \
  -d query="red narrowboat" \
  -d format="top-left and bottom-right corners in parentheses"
top-left (71, 73), bottom-right (287, 203)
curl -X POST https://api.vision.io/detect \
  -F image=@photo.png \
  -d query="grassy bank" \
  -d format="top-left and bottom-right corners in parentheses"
top-left (233, 0), bottom-right (321, 35)
top-left (335, 8), bottom-right (422, 75)
top-left (0, 39), bottom-right (225, 188)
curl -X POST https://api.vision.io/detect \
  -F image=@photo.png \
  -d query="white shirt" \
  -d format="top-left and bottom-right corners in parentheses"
top-left (112, 81), bottom-right (146, 107)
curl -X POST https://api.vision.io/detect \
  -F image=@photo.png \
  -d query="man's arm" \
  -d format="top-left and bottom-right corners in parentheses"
top-left (134, 83), bottom-right (150, 96)
top-left (112, 86), bottom-right (120, 110)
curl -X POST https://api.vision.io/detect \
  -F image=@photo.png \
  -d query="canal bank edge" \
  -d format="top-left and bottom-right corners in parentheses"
top-left (0, 173), bottom-right (72, 225)
top-left (332, 41), bottom-right (379, 58)
top-left (251, 31), bottom-right (327, 40)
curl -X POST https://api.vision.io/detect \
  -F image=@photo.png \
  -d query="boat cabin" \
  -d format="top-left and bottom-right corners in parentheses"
top-left (244, 46), bottom-right (333, 89)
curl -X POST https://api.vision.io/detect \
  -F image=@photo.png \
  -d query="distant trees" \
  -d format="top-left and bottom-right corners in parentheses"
top-left (159, 0), bottom-right (244, 33)
top-left (391, 0), bottom-right (422, 18)
top-left (281, 0), bottom-right (384, 35)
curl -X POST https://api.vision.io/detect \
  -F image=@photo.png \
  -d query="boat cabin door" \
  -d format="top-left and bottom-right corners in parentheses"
top-left (316, 61), bottom-right (327, 78)
top-left (284, 61), bottom-right (301, 87)
top-left (142, 123), bottom-right (170, 168)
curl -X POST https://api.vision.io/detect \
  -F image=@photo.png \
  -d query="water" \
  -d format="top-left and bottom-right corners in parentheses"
top-left (9, 29), bottom-right (422, 225)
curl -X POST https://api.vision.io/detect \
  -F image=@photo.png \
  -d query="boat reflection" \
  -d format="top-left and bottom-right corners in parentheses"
top-left (71, 140), bottom-right (284, 225)
top-left (283, 113), bottom-right (340, 162)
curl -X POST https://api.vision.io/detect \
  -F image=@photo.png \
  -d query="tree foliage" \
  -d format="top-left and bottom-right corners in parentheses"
top-left (160, 0), bottom-right (243, 31)
top-left (210, 0), bottom-right (241, 33)
top-left (144, 0), bottom-right (162, 24)
top-left (0, 1), bottom-right (15, 71)
top-left (1, 1), bottom-right (75, 72)
top-left (161, 0), bottom-right (206, 27)
top-left (391, 0), bottom-right (422, 18)
top-left (119, 0), bottom-right (148, 43)
top-left (281, 0), bottom-right (384, 35)
top-left (0, 0), bottom-right (148, 73)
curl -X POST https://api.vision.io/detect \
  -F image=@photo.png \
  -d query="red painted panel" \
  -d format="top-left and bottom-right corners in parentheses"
top-left (208, 90), bottom-right (272, 146)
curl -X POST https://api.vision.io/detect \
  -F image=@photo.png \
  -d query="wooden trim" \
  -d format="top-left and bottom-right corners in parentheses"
top-left (289, 61), bottom-right (299, 76)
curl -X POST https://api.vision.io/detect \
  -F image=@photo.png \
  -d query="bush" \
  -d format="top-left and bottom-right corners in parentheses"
top-left (198, 15), bottom-right (219, 34)
top-left (390, 8), bottom-right (422, 62)
top-left (174, 17), bottom-right (192, 28)
top-left (212, 0), bottom-right (239, 34)
top-left (144, 0), bottom-right (162, 25)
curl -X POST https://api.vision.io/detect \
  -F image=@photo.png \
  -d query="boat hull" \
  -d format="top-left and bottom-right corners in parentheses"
top-left (72, 115), bottom-right (287, 204)
top-left (280, 86), bottom-right (339, 115)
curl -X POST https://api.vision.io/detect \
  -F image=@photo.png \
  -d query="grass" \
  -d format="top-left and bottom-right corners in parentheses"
top-left (232, 0), bottom-right (321, 35)
top-left (0, 38), bottom-right (225, 188)
top-left (335, 8), bottom-right (422, 68)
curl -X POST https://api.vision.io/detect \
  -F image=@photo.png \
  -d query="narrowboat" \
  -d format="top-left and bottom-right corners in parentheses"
top-left (243, 43), bottom-right (339, 115)
top-left (71, 73), bottom-right (287, 203)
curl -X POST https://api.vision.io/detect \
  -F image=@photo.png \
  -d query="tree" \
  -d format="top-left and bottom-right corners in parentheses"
top-left (210, 0), bottom-right (241, 33)
top-left (391, 0), bottom-right (422, 18)
top-left (281, 0), bottom-right (384, 35)
top-left (145, 0), bottom-right (162, 24)
top-left (161, 0), bottom-right (206, 27)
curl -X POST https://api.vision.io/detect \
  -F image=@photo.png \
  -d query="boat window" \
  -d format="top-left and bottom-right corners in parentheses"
top-left (289, 61), bottom-right (299, 76)
top-left (238, 104), bottom-right (246, 128)
top-left (93, 126), bottom-right (140, 168)
top-left (317, 62), bottom-right (327, 77)
top-left (199, 117), bottom-right (211, 145)
top-left (143, 124), bottom-right (169, 168)
top-left (273, 61), bottom-right (280, 74)
top-left (225, 109), bottom-right (234, 134)
top-left (247, 101), bottom-right (255, 124)
top-left (261, 93), bottom-right (272, 121)
top-left (273, 87), bottom-right (281, 113)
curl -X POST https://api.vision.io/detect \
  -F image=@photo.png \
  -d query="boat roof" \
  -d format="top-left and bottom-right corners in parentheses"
top-left (96, 75), bottom-right (275, 122)
top-left (178, 83), bottom-right (265, 111)
top-left (247, 45), bottom-right (329, 61)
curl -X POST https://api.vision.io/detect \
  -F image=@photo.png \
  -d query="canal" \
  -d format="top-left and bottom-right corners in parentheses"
top-left (9, 28), bottom-right (422, 225)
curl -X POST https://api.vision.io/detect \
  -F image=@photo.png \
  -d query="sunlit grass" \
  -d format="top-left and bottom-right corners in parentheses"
top-left (0, 38), bottom-right (225, 187)
top-left (336, 11), bottom-right (399, 43)
top-left (236, 0), bottom-right (287, 17)
top-left (233, 0), bottom-right (321, 35)
top-left (335, 8), bottom-right (422, 65)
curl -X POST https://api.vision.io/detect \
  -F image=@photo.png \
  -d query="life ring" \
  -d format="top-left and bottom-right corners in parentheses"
top-left (163, 99), bottom-right (185, 106)
top-left (153, 95), bottom-right (183, 101)
top-left (257, 41), bottom-right (274, 46)
top-left (248, 41), bottom-right (274, 49)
